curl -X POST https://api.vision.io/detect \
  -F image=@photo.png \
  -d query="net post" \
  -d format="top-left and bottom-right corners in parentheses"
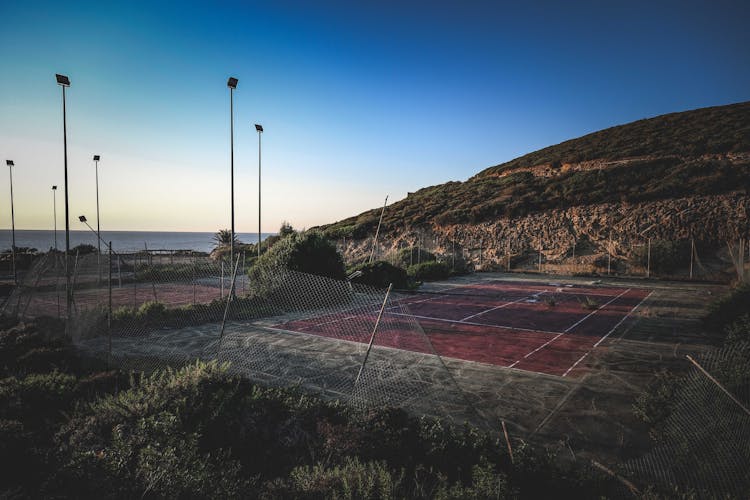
top-left (353, 283), bottom-right (393, 390)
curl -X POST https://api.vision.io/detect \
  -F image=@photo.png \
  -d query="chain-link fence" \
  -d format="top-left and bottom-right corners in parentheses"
top-left (622, 343), bottom-right (750, 498)
top-left (1, 250), bottom-right (481, 426)
top-left (337, 233), bottom-right (748, 283)
top-left (3, 247), bottom-right (749, 496)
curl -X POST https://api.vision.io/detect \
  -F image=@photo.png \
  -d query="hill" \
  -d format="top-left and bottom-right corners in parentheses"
top-left (318, 101), bottom-right (750, 240)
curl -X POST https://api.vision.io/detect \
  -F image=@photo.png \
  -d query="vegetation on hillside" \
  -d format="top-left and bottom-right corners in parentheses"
top-left (477, 101), bottom-right (750, 178)
top-left (317, 101), bottom-right (750, 236)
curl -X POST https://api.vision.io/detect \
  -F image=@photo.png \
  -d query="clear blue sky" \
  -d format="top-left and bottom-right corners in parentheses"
top-left (1, 0), bottom-right (748, 232)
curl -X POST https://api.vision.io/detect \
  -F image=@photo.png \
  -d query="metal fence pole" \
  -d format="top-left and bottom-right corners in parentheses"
top-left (108, 241), bottom-right (112, 370)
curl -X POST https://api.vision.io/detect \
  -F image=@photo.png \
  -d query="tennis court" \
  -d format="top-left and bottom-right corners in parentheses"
top-left (276, 279), bottom-right (652, 378)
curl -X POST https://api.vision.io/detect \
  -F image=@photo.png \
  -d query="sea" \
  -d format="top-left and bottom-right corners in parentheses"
top-left (0, 230), bottom-right (276, 254)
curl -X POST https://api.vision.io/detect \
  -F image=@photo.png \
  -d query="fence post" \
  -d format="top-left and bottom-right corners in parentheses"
top-left (192, 251), bottom-right (197, 305)
top-left (607, 232), bottom-right (612, 275)
top-left (647, 238), bottom-right (651, 278)
top-left (538, 242), bottom-right (542, 273)
top-left (689, 237), bottom-right (695, 279)
top-left (479, 238), bottom-right (483, 269)
top-left (506, 240), bottom-right (510, 272)
top-left (353, 284), bottom-right (393, 391)
top-left (452, 235), bottom-right (455, 271)
top-left (108, 241), bottom-right (112, 370)
top-left (133, 253), bottom-right (137, 308)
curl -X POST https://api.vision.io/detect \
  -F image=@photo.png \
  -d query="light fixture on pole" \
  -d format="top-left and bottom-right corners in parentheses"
top-left (78, 215), bottom-right (114, 255)
top-left (254, 124), bottom-right (263, 259)
top-left (93, 155), bottom-right (102, 282)
top-left (6, 160), bottom-right (16, 284)
top-left (52, 186), bottom-right (58, 251)
top-left (227, 77), bottom-right (238, 270)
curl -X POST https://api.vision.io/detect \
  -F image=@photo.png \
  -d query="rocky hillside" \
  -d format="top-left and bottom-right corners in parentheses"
top-left (316, 102), bottom-right (750, 275)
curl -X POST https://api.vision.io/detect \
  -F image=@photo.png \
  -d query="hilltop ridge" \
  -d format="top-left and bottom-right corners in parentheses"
top-left (318, 101), bottom-right (750, 240)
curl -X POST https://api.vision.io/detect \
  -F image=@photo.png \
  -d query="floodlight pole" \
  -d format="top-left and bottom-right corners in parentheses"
top-left (227, 77), bottom-right (238, 271)
top-left (52, 186), bottom-right (58, 251)
top-left (56, 75), bottom-right (72, 320)
top-left (255, 124), bottom-right (263, 259)
top-left (6, 161), bottom-right (16, 284)
top-left (94, 155), bottom-right (102, 281)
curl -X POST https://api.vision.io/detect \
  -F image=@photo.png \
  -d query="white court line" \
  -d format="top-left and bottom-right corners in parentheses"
top-left (508, 288), bottom-right (632, 369)
top-left (295, 314), bottom-right (362, 331)
top-left (561, 290), bottom-right (654, 377)
top-left (563, 288), bottom-right (631, 333)
top-left (386, 311), bottom-right (561, 336)
top-left (459, 291), bottom-right (547, 322)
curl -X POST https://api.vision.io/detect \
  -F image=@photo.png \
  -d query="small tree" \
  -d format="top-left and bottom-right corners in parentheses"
top-left (279, 221), bottom-right (295, 238)
top-left (212, 229), bottom-right (239, 250)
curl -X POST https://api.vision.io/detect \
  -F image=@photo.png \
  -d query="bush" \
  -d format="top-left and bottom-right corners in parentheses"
top-left (0, 371), bottom-right (79, 432)
top-left (407, 261), bottom-right (450, 281)
top-left (70, 243), bottom-right (97, 255)
top-left (633, 369), bottom-right (681, 440)
top-left (250, 230), bottom-right (346, 280)
top-left (632, 240), bottom-right (691, 275)
top-left (50, 361), bottom-right (253, 498)
top-left (725, 314), bottom-right (750, 346)
top-left (395, 247), bottom-right (436, 268)
top-left (704, 284), bottom-right (750, 332)
top-left (136, 300), bottom-right (167, 324)
top-left (276, 458), bottom-right (402, 499)
top-left (348, 261), bottom-right (409, 289)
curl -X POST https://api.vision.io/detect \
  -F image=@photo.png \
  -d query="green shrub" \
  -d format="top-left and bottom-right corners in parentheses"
top-left (250, 230), bottom-right (345, 280)
top-left (279, 458), bottom-right (402, 499)
top-left (633, 369), bottom-right (681, 440)
top-left (704, 284), bottom-right (750, 332)
top-left (632, 240), bottom-right (691, 275)
top-left (70, 243), bottom-right (97, 255)
top-left (407, 261), bottom-right (450, 281)
top-left (434, 461), bottom-right (509, 499)
top-left (50, 361), bottom-right (252, 498)
top-left (348, 261), bottom-right (409, 289)
top-left (579, 296), bottom-right (600, 310)
top-left (136, 300), bottom-right (167, 324)
top-left (725, 314), bottom-right (750, 347)
top-left (0, 371), bottom-right (79, 432)
top-left (395, 247), bottom-right (436, 268)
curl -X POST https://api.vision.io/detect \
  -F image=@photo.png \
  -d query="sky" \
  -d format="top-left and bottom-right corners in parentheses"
top-left (1, 0), bottom-right (749, 233)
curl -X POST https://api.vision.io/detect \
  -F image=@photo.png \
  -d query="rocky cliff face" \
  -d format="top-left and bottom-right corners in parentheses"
top-left (338, 192), bottom-right (749, 275)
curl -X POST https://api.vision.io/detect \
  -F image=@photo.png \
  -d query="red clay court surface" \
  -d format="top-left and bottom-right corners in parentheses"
top-left (276, 280), bottom-right (652, 379)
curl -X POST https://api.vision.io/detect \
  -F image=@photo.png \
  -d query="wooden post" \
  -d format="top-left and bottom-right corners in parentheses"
top-left (689, 238), bottom-right (695, 279)
top-left (501, 420), bottom-right (514, 464)
top-left (646, 238), bottom-right (651, 278)
top-left (607, 232), bottom-right (612, 275)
